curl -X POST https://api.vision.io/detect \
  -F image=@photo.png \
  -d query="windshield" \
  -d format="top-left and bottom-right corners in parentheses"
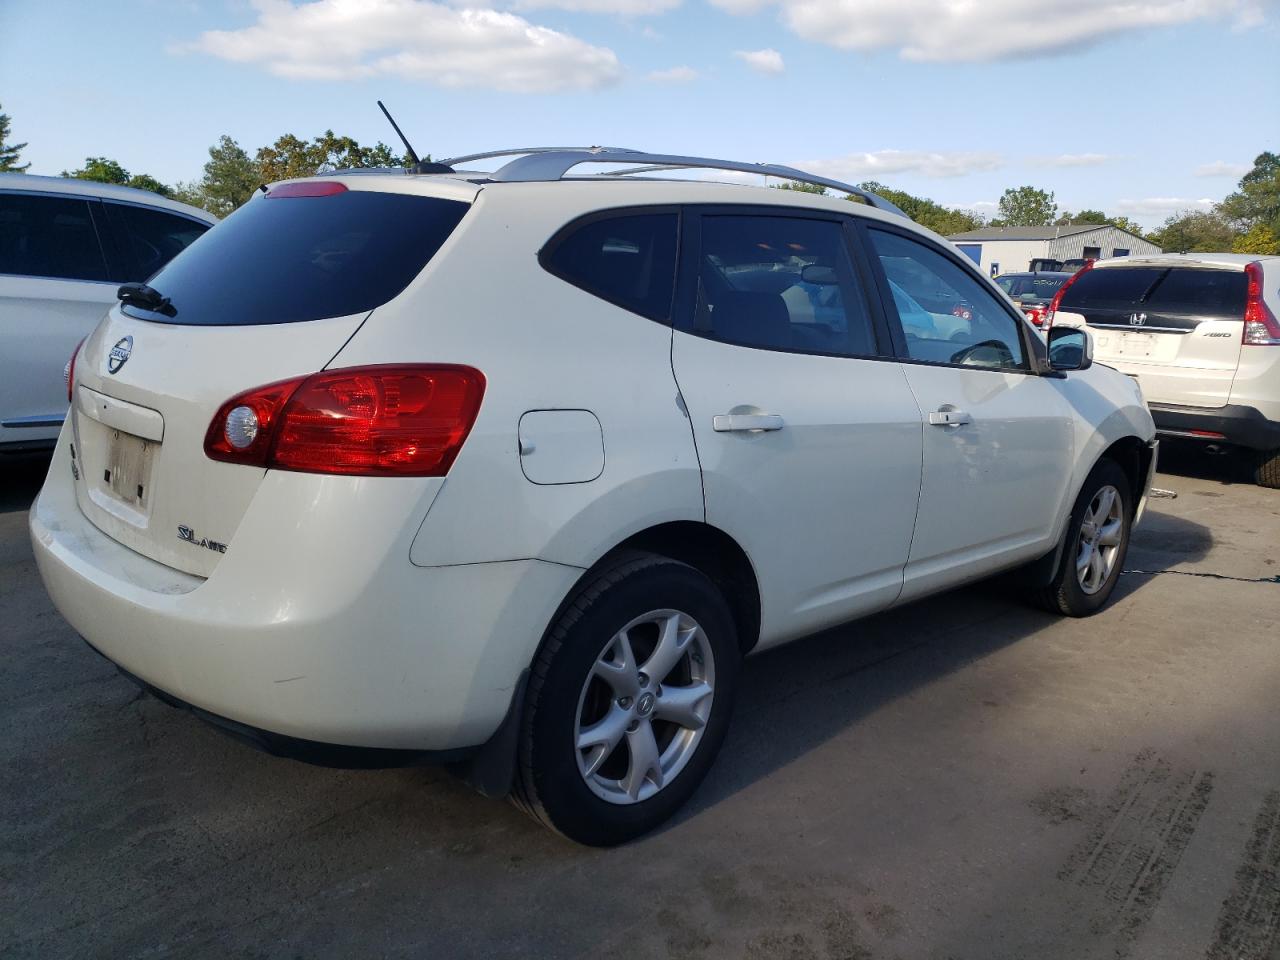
top-left (121, 188), bottom-right (469, 325)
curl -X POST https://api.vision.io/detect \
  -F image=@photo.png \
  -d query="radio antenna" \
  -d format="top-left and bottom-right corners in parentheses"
top-left (377, 99), bottom-right (420, 166)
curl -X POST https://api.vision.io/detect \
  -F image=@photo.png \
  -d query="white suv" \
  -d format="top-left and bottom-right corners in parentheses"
top-left (0, 174), bottom-right (215, 454)
top-left (30, 148), bottom-right (1157, 845)
top-left (1047, 253), bottom-right (1280, 486)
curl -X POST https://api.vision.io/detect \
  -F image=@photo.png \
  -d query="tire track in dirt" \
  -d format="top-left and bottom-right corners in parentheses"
top-left (1206, 790), bottom-right (1280, 960)
top-left (1059, 750), bottom-right (1214, 957)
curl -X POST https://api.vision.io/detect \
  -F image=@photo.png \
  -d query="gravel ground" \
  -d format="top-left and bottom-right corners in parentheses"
top-left (3, 443), bottom-right (1279, 960)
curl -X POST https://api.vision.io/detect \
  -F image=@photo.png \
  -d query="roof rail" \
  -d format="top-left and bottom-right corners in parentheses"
top-left (451, 148), bottom-right (908, 219)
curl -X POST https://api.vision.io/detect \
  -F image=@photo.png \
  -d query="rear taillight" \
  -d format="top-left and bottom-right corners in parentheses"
top-left (1243, 261), bottom-right (1280, 346)
top-left (1024, 305), bottom-right (1046, 327)
top-left (64, 338), bottom-right (85, 402)
top-left (1043, 260), bottom-right (1094, 329)
top-left (205, 365), bottom-right (486, 477)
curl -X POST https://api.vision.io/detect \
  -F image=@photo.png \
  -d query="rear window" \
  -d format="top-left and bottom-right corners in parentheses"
top-left (996, 275), bottom-right (1068, 301)
top-left (1144, 269), bottom-right (1246, 315)
top-left (121, 189), bottom-right (469, 325)
top-left (540, 212), bottom-right (678, 321)
top-left (1059, 266), bottom-right (1246, 315)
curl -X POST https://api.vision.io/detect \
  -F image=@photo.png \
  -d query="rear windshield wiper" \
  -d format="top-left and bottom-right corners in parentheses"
top-left (117, 282), bottom-right (175, 316)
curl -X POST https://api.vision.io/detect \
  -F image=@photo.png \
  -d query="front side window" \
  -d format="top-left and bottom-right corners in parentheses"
top-left (692, 214), bottom-right (876, 357)
top-left (542, 213), bottom-right (678, 321)
top-left (868, 229), bottom-right (1026, 370)
top-left (0, 192), bottom-right (108, 282)
top-left (106, 203), bottom-right (209, 281)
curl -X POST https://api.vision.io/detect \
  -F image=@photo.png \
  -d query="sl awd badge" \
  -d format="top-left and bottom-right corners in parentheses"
top-left (177, 525), bottom-right (227, 554)
top-left (107, 336), bottom-right (133, 374)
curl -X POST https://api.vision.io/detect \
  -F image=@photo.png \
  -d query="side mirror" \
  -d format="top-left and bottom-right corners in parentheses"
top-left (1047, 325), bottom-right (1093, 371)
top-left (800, 264), bottom-right (838, 285)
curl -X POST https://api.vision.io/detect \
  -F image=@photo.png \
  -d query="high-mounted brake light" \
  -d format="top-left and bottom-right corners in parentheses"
top-left (64, 338), bottom-right (86, 403)
top-left (266, 181), bottom-right (348, 198)
top-left (1243, 261), bottom-right (1280, 346)
top-left (1043, 259), bottom-right (1094, 329)
top-left (204, 365), bottom-right (486, 477)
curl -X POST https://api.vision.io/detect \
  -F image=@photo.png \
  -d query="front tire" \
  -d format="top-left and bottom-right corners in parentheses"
top-left (1038, 458), bottom-right (1132, 617)
top-left (513, 554), bottom-right (740, 846)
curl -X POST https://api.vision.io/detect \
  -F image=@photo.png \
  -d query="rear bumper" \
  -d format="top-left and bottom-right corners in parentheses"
top-left (30, 435), bottom-right (581, 752)
top-left (1148, 403), bottom-right (1280, 451)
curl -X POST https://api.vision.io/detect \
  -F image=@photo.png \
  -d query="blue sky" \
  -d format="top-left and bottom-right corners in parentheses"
top-left (3, 0), bottom-right (1277, 228)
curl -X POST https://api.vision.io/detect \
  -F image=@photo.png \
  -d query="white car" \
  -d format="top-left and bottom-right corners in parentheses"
top-left (30, 148), bottom-right (1157, 845)
top-left (0, 174), bottom-right (215, 453)
top-left (1045, 253), bottom-right (1280, 487)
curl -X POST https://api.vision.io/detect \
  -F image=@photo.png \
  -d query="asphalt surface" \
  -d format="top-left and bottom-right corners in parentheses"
top-left (3, 444), bottom-right (1279, 959)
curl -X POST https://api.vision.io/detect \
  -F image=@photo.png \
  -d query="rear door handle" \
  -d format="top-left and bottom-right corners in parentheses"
top-left (713, 414), bottom-right (785, 433)
top-left (928, 409), bottom-right (971, 427)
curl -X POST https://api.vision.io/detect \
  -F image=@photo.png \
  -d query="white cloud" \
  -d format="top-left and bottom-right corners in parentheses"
top-left (178, 0), bottom-right (622, 93)
top-left (709, 0), bottom-right (1271, 62)
top-left (1195, 160), bottom-right (1250, 177)
top-left (794, 150), bottom-right (1003, 180)
top-left (1030, 153), bottom-right (1112, 167)
top-left (511, 0), bottom-right (680, 13)
top-left (734, 47), bottom-right (785, 74)
top-left (646, 65), bottom-right (698, 82)
top-left (1113, 197), bottom-right (1216, 218)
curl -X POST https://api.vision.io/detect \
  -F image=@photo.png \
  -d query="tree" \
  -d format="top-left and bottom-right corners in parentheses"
top-left (773, 180), bottom-right (827, 194)
top-left (854, 181), bottom-right (985, 235)
top-left (255, 130), bottom-right (407, 184)
top-left (1232, 223), bottom-right (1280, 256)
top-left (1150, 210), bottom-right (1237, 253)
top-left (61, 156), bottom-right (172, 197)
top-left (1056, 209), bottom-right (1109, 226)
top-left (993, 186), bottom-right (1057, 227)
top-left (0, 103), bottom-right (29, 172)
top-left (1220, 150), bottom-right (1280, 235)
top-left (184, 135), bottom-right (259, 217)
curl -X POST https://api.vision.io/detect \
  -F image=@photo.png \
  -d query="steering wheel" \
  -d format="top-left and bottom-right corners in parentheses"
top-left (950, 339), bottom-right (1014, 367)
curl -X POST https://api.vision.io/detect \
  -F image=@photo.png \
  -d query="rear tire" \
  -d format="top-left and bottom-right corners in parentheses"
top-left (1037, 458), bottom-right (1132, 617)
top-left (513, 553), bottom-right (740, 846)
top-left (1255, 448), bottom-right (1280, 489)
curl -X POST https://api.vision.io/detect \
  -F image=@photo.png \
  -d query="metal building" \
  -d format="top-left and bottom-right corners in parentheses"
top-left (947, 224), bottom-right (1161, 276)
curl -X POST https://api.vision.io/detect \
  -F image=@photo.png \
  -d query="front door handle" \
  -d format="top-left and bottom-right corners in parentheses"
top-left (713, 414), bottom-right (785, 433)
top-left (928, 409), bottom-right (971, 427)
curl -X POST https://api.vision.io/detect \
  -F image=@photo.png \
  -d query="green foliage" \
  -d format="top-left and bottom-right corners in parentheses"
top-left (255, 130), bottom-right (407, 183)
top-left (1220, 151), bottom-right (1280, 235)
top-left (188, 135), bottom-right (259, 217)
top-left (1150, 210), bottom-right (1238, 253)
top-left (1232, 223), bottom-right (1280, 255)
top-left (993, 186), bottom-right (1057, 227)
top-left (61, 156), bottom-right (171, 196)
top-left (773, 180), bottom-right (828, 194)
top-left (854, 181), bottom-right (985, 235)
top-left (1057, 209), bottom-right (1109, 225)
top-left (0, 103), bottom-right (29, 172)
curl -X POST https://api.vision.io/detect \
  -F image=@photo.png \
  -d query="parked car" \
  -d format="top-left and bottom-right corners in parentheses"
top-left (995, 270), bottom-right (1073, 327)
top-left (30, 148), bottom-right (1157, 845)
top-left (0, 174), bottom-right (215, 454)
top-left (1046, 253), bottom-right (1280, 487)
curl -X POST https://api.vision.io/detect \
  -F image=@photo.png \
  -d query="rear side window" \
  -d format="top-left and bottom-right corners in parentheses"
top-left (105, 202), bottom-right (209, 281)
top-left (996, 275), bottom-right (1067, 301)
top-left (541, 213), bottom-right (678, 321)
top-left (0, 192), bottom-right (109, 282)
top-left (122, 189), bottom-right (469, 325)
top-left (691, 214), bottom-right (877, 357)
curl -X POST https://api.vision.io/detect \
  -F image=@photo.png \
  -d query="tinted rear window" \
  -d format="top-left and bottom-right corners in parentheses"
top-left (541, 213), bottom-right (678, 321)
top-left (121, 189), bottom-right (469, 325)
top-left (1059, 266), bottom-right (1246, 315)
top-left (996, 275), bottom-right (1068, 301)
top-left (1145, 269), bottom-right (1246, 314)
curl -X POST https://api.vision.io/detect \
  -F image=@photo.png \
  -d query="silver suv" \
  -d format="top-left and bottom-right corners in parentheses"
top-left (1048, 253), bottom-right (1280, 486)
